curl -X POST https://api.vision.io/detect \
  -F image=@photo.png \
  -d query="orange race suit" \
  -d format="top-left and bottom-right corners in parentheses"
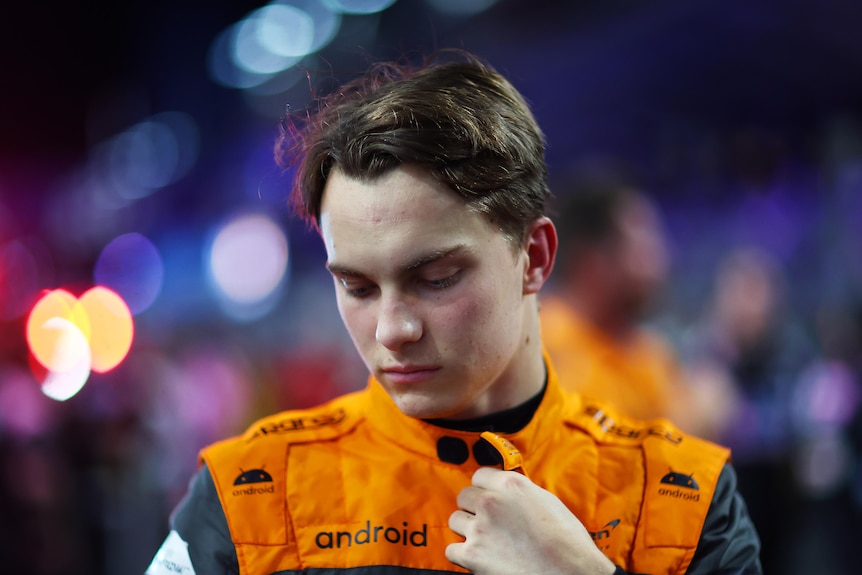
top-left (146, 356), bottom-right (761, 575)
top-left (540, 294), bottom-right (694, 427)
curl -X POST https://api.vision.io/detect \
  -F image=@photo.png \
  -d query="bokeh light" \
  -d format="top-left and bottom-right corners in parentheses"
top-left (208, 0), bottom-right (341, 90)
top-left (37, 317), bottom-right (92, 401)
top-left (209, 21), bottom-right (275, 89)
top-left (324, 0), bottom-right (398, 14)
top-left (94, 232), bottom-right (165, 315)
top-left (207, 212), bottom-right (289, 320)
top-left (25, 286), bottom-right (134, 400)
top-left (233, 12), bottom-right (304, 76)
top-left (77, 286), bottom-right (134, 374)
top-left (108, 122), bottom-right (178, 200)
top-left (102, 112), bottom-right (200, 202)
top-left (27, 289), bottom-right (91, 373)
top-left (281, 0), bottom-right (342, 54)
top-left (257, 3), bottom-right (315, 58)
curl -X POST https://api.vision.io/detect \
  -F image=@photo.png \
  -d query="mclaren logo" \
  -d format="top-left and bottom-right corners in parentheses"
top-left (589, 518), bottom-right (620, 542)
top-left (658, 470), bottom-right (700, 501)
top-left (232, 468), bottom-right (274, 496)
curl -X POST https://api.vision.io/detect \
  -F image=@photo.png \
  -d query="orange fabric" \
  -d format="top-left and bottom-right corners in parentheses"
top-left (202, 356), bottom-right (729, 575)
top-left (540, 294), bottom-right (682, 422)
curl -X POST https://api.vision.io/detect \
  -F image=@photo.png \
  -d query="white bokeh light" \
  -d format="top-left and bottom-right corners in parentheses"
top-left (208, 0), bottom-right (342, 91)
top-left (324, 0), bottom-right (398, 15)
top-left (208, 213), bottom-right (289, 317)
top-left (233, 14), bottom-right (302, 75)
top-left (258, 4), bottom-right (315, 57)
top-left (38, 317), bottom-right (93, 402)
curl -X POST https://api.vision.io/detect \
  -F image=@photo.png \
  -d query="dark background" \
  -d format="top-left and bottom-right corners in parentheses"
top-left (2, 1), bottom-right (861, 573)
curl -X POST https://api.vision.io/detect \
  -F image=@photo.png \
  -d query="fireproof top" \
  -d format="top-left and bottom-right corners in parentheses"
top-left (146, 356), bottom-right (762, 575)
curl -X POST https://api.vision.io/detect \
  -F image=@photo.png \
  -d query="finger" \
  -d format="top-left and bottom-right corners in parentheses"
top-left (448, 508), bottom-right (473, 537)
top-left (455, 485), bottom-right (483, 513)
top-left (445, 541), bottom-right (468, 571)
top-left (472, 465), bottom-right (531, 491)
top-left (471, 465), bottom-right (505, 488)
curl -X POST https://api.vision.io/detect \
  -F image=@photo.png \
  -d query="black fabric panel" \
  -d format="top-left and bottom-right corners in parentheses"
top-left (172, 464), bottom-right (240, 574)
top-left (685, 464), bottom-right (763, 575)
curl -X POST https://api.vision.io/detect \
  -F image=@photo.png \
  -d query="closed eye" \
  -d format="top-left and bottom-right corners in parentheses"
top-left (425, 271), bottom-right (461, 290)
top-left (338, 278), bottom-right (376, 299)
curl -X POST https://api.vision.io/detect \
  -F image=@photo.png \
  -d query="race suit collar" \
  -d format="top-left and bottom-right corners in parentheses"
top-left (362, 350), bottom-right (573, 467)
top-left (422, 372), bottom-right (547, 433)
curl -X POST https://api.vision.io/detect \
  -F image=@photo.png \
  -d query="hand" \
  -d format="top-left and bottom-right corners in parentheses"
top-left (446, 467), bottom-right (616, 575)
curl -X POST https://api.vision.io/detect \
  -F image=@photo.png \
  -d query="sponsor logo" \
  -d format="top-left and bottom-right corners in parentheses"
top-left (589, 518), bottom-right (620, 542)
top-left (145, 530), bottom-right (195, 575)
top-left (315, 520), bottom-right (428, 549)
top-left (658, 470), bottom-right (700, 501)
top-left (252, 408), bottom-right (346, 438)
top-left (150, 559), bottom-right (192, 574)
top-left (589, 518), bottom-right (621, 552)
top-left (234, 468), bottom-right (273, 485)
top-left (584, 406), bottom-right (683, 445)
top-left (232, 468), bottom-right (274, 496)
top-left (660, 470), bottom-right (699, 490)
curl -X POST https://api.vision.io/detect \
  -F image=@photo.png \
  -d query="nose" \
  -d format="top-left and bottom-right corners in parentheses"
top-left (375, 295), bottom-right (422, 351)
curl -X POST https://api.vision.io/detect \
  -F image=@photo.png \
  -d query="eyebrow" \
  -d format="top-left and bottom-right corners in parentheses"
top-left (326, 244), bottom-right (469, 277)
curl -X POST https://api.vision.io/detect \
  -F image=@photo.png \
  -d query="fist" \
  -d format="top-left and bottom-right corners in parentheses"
top-left (446, 467), bottom-right (616, 575)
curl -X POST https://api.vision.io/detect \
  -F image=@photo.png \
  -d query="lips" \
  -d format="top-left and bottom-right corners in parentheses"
top-left (380, 365), bottom-right (440, 384)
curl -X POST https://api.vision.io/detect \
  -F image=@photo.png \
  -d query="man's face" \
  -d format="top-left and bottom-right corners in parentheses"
top-left (320, 164), bottom-right (533, 420)
top-left (612, 196), bottom-right (669, 317)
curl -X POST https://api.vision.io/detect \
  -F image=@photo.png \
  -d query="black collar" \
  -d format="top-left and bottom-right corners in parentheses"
top-left (424, 374), bottom-right (548, 434)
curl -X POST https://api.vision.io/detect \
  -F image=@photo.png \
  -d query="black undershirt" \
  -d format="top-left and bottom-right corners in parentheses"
top-left (423, 374), bottom-right (548, 434)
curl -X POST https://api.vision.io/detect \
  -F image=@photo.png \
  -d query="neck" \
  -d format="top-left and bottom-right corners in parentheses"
top-left (464, 295), bottom-right (547, 418)
top-left (426, 371), bottom-right (548, 433)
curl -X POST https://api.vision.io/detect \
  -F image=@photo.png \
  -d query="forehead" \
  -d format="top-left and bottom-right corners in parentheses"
top-left (319, 165), bottom-right (501, 269)
top-left (322, 164), bottom-right (459, 219)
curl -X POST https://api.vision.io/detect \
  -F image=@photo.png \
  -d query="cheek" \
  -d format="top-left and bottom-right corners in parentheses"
top-left (336, 296), bottom-right (374, 348)
top-left (437, 283), bottom-right (511, 343)
top-left (441, 297), bottom-right (482, 328)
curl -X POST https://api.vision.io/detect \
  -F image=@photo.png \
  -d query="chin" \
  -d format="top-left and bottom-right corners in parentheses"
top-left (391, 393), bottom-right (453, 420)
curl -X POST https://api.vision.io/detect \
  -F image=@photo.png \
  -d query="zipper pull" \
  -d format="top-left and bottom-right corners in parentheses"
top-left (478, 431), bottom-right (526, 475)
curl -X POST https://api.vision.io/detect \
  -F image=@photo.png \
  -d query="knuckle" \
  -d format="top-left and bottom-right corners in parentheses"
top-left (474, 490), bottom-right (500, 513)
top-left (499, 470), bottom-right (527, 491)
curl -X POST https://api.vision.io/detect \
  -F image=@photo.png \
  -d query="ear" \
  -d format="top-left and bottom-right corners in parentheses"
top-left (523, 216), bottom-right (557, 295)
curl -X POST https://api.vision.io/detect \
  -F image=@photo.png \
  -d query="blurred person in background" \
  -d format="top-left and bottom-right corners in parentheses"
top-left (145, 49), bottom-right (761, 575)
top-left (541, 171), bottom-right (729, 438)
top-left (679, 246), bottom-right (820, 574)
top-left (778, 298), bottom-right (862, 574)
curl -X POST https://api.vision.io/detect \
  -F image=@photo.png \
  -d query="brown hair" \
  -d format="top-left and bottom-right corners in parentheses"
top-left (275, 50), bottom-right (551, 247)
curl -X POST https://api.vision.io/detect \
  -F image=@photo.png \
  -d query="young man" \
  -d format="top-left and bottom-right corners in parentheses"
top-left (146, 50), bottom-right (762, 575)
